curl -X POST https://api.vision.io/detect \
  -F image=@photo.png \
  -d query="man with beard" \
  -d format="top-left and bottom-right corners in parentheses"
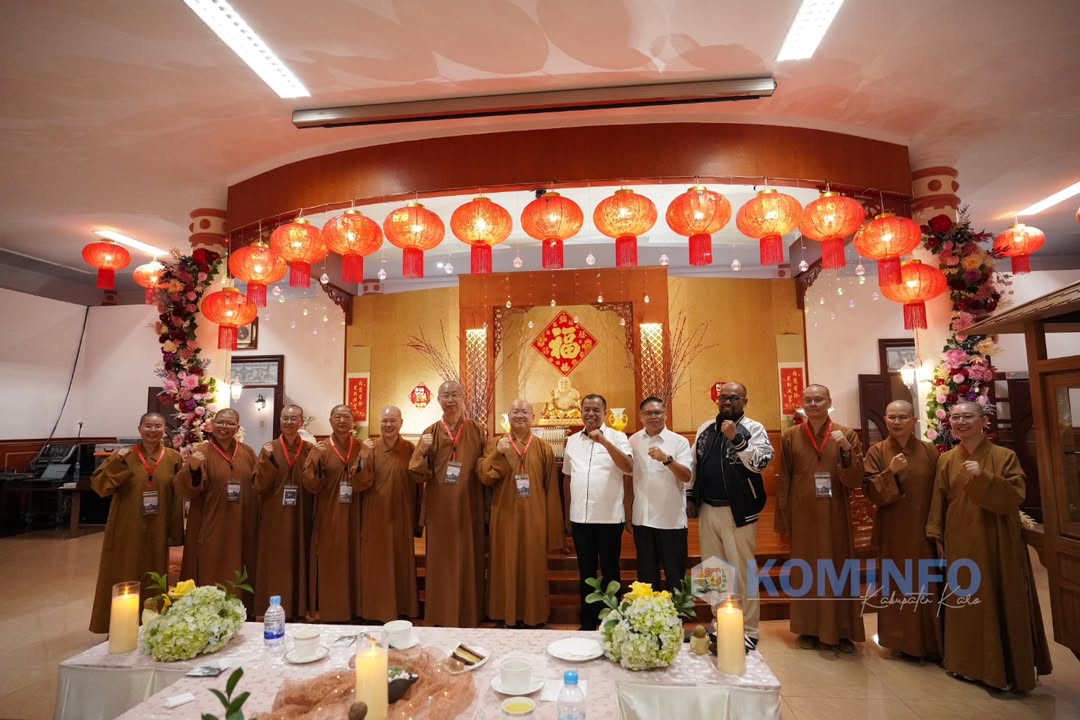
top-left (409, 381), bottom-right (486, 627)
top-left (563, 393), bottom-right (633, 631)
top-left (691, 382), bottom-right (773, 647)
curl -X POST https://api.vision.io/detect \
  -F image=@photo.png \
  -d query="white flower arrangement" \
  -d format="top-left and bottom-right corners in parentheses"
top-left (142, 584), bottom-right (246, 662)
top-left (586, 579), bottom-right (693, 671)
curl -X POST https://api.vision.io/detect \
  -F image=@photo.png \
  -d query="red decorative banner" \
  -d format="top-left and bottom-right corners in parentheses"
top-left (709, 379), bottom-right (728, 404)
top-left (410, 383), bottom-right (432, 409)
top-left (347, 373), bottom-right (369, 424)
top-left (532, 311), bottom-right (598, 376)
top-left (779, 364), bottom-right (805, 415)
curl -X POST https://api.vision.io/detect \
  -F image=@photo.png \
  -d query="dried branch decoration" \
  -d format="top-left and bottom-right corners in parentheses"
top-left (404, 321), bottom-right (459, 384)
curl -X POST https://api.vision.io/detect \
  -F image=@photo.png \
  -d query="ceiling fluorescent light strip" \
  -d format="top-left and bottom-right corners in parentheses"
top-left (776, 0), bottom-right (846, 62)
top-left (1017, 180), bottom-right (1080, 215)
top-left (0, 247), bottom-right (93, 275)
top-left (93, 230), bottom-right (170, 258)
top-left (293, 77), bottom-right (776, 129)
top-left (184, 0), bottom-right (309, 99)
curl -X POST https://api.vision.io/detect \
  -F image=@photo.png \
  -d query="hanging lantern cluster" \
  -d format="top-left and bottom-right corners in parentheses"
top-left (521, 191), bottom-right (582, 270)
top-left (322, 209), bottom-right (383, 283)
top-left (735, 188), bottom-right (803, 266)
top-left (200, 285), bottom-right (258, 350)
top-left (593, 189), bottom-right (657, 268)
top-left (82, 239), bottom-right (131, 290)
top-left (451, 197), bottom-right (512, 274)
top-left (132, 259), bottom-right (165, 304)
top-left (853, 213), bottom-right (922, 286)
top-left (879, 260), bottom-right (947, 330)
top-left (994, 223), bottom-right (1045, 274)
top-left (384, 202), bottom-right (445, 279)
top-left (666, 186), bottom-right (732, 266)
top-left (270, 218), bottom-right (327, 288)
top-left (799, 191), bottom-right (865, 269)
top-left (229, 241), bottom-right (287, 306)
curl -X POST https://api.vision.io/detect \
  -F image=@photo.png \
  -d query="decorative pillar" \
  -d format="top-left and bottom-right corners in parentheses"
top-left (910, 167), bottom-right (960, 226)
top-left (188, 208), bottom-right (230, 402)
top-left (188, 208), bottom-right (229, 255)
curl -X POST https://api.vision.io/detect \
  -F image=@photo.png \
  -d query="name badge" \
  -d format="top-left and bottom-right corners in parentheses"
top-left (814, 471), bottom-right (833, 499)
top-left (445, 461), bottom-right (462, 485)
top-left (142, 490), bottom-right (160, 515)
top-left (515, 473), bottom-right (531, 498)
top-left (338, 483), bottom-right (353, 504)
top-left (225, 482), bottom-right (241, 503)
top-left (282, 486), bottom-right (298, 507)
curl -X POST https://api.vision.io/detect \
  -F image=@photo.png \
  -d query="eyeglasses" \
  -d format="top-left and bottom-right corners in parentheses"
top-left (885, 415), bottom-right (912, 421)
top-left (803, 397), bottom-right (829, 405)
top-left (214, 421), bottom-right (239, 428)
top-left (438, 392), bottom-right (463, 400)
top-left (718, 395), bottom-right (745, 403)
top-left (948, 414), bottom-right (980, 422)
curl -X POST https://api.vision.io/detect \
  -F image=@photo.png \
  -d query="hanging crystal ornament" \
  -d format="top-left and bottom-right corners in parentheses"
top-left (849, 299), bottom-right (856, 309)
top-left (659, 254), bottom-right (670, 266)
top-left (377, 267), bottom-right (387, 280)
top-left (619, 317), bottom-right (626, 326)
top-left (855, 263), bottom-right (866, 276)
top-left (513, 252), bottom-right (523, 269)
top-left (527, 320), bottom-right (534, 329)
top-left (798, 259), bottom-right (809, 272)
top-left (272, 285), bottom-right (283, 296)
top-left (289, 321), bottom-right (296, 329)
top-left (597, 294), bottom-right (604, 303)
top-left (872, 291), bottom-right (880, 301)
top-left (836, 287), bottom-right (843, 296)
top-left (585, 251), bottom-right (596, 266)
top-left (550, 298), bottom-right (556, 307)
top-left (731, 259), bottom-right (741, 272)
top-left (444, 262), bottom-right (454, 274)
top-left (858, 275), bottom-right (866, 285)
top-left (819, 296), bottom-right (825, 305)
top-left (644, 295), bottom-right (650, 304)
top-left (278, 295), bottom-right (285, 303)
top-left (322, 314), bottom-right (329, 323)
top-left (320, 272), bottom-right (330, 285)
top-left (505, 299), bottom-right (512, 308)
top-left (302, 308), bottom-right (309, 316)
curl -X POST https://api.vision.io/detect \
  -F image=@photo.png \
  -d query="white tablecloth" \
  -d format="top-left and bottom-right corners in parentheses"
top-left (58, 624), bottom-right (780, 720)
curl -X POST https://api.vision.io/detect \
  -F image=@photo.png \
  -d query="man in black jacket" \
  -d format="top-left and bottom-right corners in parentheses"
top-left (691, 382), bottom-right (774, 645)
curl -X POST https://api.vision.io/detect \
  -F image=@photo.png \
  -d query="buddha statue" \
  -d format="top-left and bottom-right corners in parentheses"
top-left (542, 377), bottom-right (582, 421)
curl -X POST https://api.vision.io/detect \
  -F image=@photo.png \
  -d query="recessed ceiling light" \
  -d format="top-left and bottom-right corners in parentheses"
top-left (184, 0), bottom-right (310, 99)
top-left (93, 230), bottom-right (170, 258)
top-left (776, 0), bottom-right (846, 62)
top-left (1016, 180), bottom-right (1080, 216)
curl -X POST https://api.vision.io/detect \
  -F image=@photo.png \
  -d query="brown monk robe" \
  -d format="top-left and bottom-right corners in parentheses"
top-left (776, 385), bottom-right (866, 651)
top-left (926, 402), bottom-right (1052, 692)
top-left (355, 406), bottom-right (419, 622)
top-left (479, 400), bottom-right (564, 626)
top-left (176, 409), bottom-right (259, 607)
top-left (302, 404), bottom-right (364, 622)
top-left (89, 413), bottom-right (184, 633)
top-left (409, 381), bottom-right (487, 627)
top-left (252, 404), bottom-right (314, 620)
top-left (863, 400), bottom-right (941, 659)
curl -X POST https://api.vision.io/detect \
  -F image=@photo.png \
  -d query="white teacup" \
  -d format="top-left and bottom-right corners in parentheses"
top-left (499, 657), bottom-right (532, 694)
top-left (384, 620), bottom-right (413, 648)
top-left (292, 628), bottom-right (321, 659)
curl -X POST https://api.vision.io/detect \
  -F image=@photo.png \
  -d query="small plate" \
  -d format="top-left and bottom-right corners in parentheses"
top-left (285, 645), bottom-right (330, 664)
top-left (391, 631), bottom-right (420, 650)
top-left (445, 643), bottom-right (490, 673)
top-left (547, 637), bottom-right (603, 662)
top-left (491, 675), bottom-right (544, 696)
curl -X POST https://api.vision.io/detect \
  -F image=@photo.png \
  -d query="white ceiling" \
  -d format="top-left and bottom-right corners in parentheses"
top-left (1, 0), bottom-right (1078, 303)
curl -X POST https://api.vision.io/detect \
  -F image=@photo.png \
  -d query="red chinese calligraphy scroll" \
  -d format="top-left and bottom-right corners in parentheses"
top-left (532, 311), bottom-right (598, 376)
top-left (347, 373), bottom-right (369, 424)
top-left (778, 364), bottom-right (805, 415)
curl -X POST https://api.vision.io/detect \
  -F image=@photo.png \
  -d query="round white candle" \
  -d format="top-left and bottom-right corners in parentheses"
top-left (715, 600), bottom-right (746, 676)
top-left (355, 635), bottom-right (388, 720)
top-left (108, 582), bottom-right (140, 654)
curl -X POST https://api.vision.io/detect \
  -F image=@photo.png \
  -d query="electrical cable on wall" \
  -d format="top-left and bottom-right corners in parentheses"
top-left (44, 305), bottom-right (89, 443)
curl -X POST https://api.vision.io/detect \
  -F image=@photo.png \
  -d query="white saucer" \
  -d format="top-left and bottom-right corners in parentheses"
top-left (445, 643), bottom-right (490, 673)
top-left (491, 675), bottom-right (544, 695)
top-left (390, 631), bottom-right (420, 650)
top-left (547, 637), bottom-right (604, 662)
top-left (285, 645), bottom-right (329, 664)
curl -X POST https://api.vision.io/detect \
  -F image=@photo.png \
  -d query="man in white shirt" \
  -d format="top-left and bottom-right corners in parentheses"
top-left (629, 396), bottom-right (694, 591)
top-left (563, 393), bottom-right (634, 630)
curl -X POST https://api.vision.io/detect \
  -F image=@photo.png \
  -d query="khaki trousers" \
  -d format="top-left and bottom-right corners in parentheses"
top-left (699, 504), bottom-right (760, 638)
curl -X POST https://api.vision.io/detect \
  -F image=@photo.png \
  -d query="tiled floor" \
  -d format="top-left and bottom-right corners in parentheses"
top-left (1, 529), bottom-right (1078, 719)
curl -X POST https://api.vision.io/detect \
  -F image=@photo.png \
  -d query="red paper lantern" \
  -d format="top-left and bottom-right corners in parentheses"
top-left (322, 209), bottom-right (383, 283)
top-left (520, 192), bottom-right (584, 270)
top-left (735, 189), bottom-right (802, 266)
top-left (593, 189), bottom-right (657, 268)
top-left (666, 186), bottom-right (732, 266)
top-left (269, 219), bottom-right (328, 288)
top-left (82, 240), bottom-right (131, 290)
top-left (201, 286), bottom-right (258, 351)
top-left (228, 241), bottom-right (287, 306)
top-left (133, 259), bottom-right (165, 304)
top-left (879, 260), bottom-right (947, 330)
top-left (383, 202), bottom-right (445, 279)
top-left (994, 223), bottom-right (1046, 274)
top-left (853, 213), bottom-right (922, 286)
top-left (798, 192), bottom-right (865, 270)
top-left (451, 197), bottom-right (513, 274)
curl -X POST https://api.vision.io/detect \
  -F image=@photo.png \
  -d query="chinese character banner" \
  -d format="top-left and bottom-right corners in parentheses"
top-left (347, 373), bottom-right (369, 424)
top-left (532, 311), bottom-right (598, 376)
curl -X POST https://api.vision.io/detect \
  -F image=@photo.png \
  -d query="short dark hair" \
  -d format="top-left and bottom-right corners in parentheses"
top-left (582, 393), bottom-right (607, 410)
top-left (139, 412), bottom-right (166, 425)
top-left (639, 396), bottom-right (664, 410)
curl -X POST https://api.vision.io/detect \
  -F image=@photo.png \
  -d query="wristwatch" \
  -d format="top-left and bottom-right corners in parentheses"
top-left (663, 455), bottom-right (674, 466)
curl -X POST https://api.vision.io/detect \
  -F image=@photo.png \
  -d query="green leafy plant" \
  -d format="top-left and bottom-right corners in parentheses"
top-left (202, 668), bottom-right (249, 720)
top-left (216, 567), bottom-right (253, 599)
top-left (671, 574), bottom-right (698, 620)
top-left (584, 577), bottom-right (622, 627)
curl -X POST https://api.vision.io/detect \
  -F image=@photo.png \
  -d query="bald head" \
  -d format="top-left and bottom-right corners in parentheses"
top-left (379, 405), bottom-right (403, 441)
top-left (215, 408), bottom-right (240, 422)
top-left (438, 381), bottom-right (464, 418)
top-left (508, 399), bottom-right (534, 434)
top-left (884, 400), bottom-right (915, 441)
top-left (801, 384), bottom-right (832, 421)
top-left (948, 400), bottom-right (988, 442)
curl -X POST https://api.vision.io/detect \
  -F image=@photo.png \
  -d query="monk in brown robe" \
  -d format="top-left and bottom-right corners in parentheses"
top-left (302, 404), bottom-right (364, 622)
top-left (355, 406), bottom-right (419, 622)
top-left (480, 399), bottom-right (563, 627)
top-left (89, 413), bottom-right (184, 633)
top-left (863, 400), bottom-right (941, 659)
top-left (177, 408), bottom-right (259, 607)
top-left (777, 384), bottom-right (865, 652)
top-left (253, 404), bottom-right (314, 620)
top-left (926, 401), bottom-right (1052, 692)
top-left (409, 380), bottom-right (486, 627)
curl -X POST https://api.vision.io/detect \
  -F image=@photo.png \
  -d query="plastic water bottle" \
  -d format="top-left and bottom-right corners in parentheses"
top-left (263, 595), bottom-right (285, 649)
top-left (557, 670), bottom-right (585, 720)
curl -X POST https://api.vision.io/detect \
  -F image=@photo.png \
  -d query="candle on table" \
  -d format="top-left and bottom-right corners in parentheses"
top-left (715, 596), bottom-right (745, 676)
top-left (109, 581), bottom-right (141, 654)
top-left (355, 631), bottom-right (388, 720)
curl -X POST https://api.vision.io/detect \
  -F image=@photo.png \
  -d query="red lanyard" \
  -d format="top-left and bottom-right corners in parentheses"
top-left (135, 446), bottom-right (164, 490)
top-left (441, 419), bottom-right (465, 460)
top-left (280, 437), bottom-right (302, 468)
top-left (329, 436), bottom-right (354, 466)
top-left (509, 433), bottom-right (533, 460)
top-left (803, 420), bottom-right (833, 459)
top-left (209, 440), bottom-right (238, 466)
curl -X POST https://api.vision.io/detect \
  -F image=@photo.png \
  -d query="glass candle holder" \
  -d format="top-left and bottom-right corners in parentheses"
top-left (355, 630), bottom-right (388, 720)
top-left (109, 581), bottom-right (141, 654)
top-left (714, 594), bottom-right (745, 676)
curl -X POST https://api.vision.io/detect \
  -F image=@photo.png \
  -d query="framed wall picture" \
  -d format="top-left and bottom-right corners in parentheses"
top-left (236, 318), bottom-right (259, 351)
top-left (879, 338), bottom-right (915, 374)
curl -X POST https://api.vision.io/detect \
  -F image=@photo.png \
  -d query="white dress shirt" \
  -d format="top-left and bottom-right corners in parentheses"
top-left (629, 427), bottom-right (695, 529)
top-left (563, 424), bottom-right (633, 524)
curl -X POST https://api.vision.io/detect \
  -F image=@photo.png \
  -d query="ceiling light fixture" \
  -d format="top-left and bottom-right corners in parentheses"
top-left (776, 0), bottom-right (846, 62)
top-left (184, 0), bottom-right (310, 99)
top-left (1016, 180), bottom-right (1080, 216)
top-left (92, 230), bottom-right (169, 257)
top-left (293, 77), bottom-right (776, 129)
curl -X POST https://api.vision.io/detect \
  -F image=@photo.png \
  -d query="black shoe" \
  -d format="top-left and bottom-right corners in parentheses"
top-left (744, 635), bottom-right (758, 653)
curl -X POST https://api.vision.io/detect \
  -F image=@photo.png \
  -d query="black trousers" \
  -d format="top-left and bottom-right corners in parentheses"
top-left (571, 521), bottom-right (624, 629)
top-left (633, 524), bottom-right (689, 592)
